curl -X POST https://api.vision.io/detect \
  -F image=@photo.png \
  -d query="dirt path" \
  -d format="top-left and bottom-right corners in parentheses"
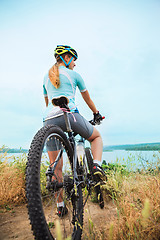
top-left (0, 205), bottom-right (33, 240)
top-left (0, 199), bottom-right (117, 240)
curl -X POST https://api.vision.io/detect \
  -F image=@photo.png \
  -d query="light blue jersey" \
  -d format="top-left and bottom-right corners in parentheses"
top-left (43, 66), bottom-right (87, 121)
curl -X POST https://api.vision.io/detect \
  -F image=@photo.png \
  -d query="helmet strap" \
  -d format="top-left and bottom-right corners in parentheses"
top-left (60, 56), bottom-right (73, 68)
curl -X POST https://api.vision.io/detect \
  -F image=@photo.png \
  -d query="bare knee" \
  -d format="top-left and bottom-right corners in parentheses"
top-left (87, 127), bottom-right (101, 142)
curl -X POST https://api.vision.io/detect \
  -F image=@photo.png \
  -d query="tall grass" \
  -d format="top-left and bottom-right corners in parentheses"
top-left (0, 149), bottom-right (48, 206)
top-left (109, 173), bottom-right (160, 239)
top-left (0, 150), bottom-right (27, 206)
top-left (100, 151), bottom-right (160, 240)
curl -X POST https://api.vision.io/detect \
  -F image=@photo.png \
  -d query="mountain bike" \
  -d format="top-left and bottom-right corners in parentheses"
top-left (25, 96), bottom-right (106, 240)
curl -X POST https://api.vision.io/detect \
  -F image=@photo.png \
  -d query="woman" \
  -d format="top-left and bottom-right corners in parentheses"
top-left (43, 45), bottom-right (105, 216)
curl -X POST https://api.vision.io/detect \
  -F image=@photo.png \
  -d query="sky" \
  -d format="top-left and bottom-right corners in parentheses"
top-left (0, 0), bottom-right (160, 148)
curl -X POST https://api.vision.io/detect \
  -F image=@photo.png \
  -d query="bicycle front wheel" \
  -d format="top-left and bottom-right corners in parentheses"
top-left (26, 125), bottom-right (83, 240)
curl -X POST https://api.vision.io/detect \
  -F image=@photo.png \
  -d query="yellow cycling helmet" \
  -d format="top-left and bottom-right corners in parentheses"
top-left (54, 45), bottom-right (78, 59)
top-left (54, 45), bottom-right (78, 67)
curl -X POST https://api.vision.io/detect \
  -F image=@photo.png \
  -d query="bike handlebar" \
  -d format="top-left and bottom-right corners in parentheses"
top-left (89, 116), bottom-right (105, 126)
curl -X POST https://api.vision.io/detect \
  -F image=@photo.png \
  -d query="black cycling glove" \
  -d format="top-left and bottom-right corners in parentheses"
top-left (93, 111), bottom-right (103, 125)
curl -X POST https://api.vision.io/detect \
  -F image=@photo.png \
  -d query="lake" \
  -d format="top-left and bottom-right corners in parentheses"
top-left (102, 150), bottom-right (160, 170)
top-left (2, 150), bottom-right (160, 171)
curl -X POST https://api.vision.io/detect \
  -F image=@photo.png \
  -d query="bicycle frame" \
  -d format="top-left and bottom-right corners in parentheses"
top-left (63, 111), bottom-right (81, 193)
top-left (46, 104), bottom-right (96, 198)
top-left (47, 110), bottom-right (88, 194)
top-left (45, 110), bottom-right (85, 195)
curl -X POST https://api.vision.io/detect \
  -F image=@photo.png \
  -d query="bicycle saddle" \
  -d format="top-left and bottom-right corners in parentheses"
top-left (52, 96), bottom-right (69, 109)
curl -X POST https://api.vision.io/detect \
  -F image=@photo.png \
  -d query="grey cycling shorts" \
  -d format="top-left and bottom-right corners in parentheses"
top-left (43, 113), bottom-right (94, 151)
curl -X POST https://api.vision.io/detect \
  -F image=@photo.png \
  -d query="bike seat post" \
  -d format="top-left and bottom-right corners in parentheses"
top-left (63, 111), bottom-right (72, 133)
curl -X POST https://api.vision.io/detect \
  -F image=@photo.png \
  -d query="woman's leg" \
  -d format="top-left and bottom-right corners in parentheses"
top-left (87, 128), bottom-right (106, 182)
top-left (48, 151), bottom-right (63, 204)
top-left (68, 113), bottom-right (103, 163)
top-left (87, 127), bottom-right (103, 162)
top-left (48, 150), bottom-right (63, 181)
top-left (44, 118), bottom-right (65, 206)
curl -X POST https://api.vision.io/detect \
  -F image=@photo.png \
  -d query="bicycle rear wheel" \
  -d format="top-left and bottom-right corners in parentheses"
top-left (26, 125), bottom-right (83, 240)
top-left (85, 147), bottom-right (104, 209)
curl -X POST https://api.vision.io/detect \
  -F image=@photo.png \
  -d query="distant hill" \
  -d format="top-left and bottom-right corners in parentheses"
top-left (1, 142), bottom-right (160, 153)
top-left (103, 142), bottom-right (160, 151)
top-left (0, 147), bottom-right (28, 153)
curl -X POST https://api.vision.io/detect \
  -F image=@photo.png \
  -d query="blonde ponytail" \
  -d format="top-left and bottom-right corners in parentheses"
top-left (49, 63), bottom-right (60, 89)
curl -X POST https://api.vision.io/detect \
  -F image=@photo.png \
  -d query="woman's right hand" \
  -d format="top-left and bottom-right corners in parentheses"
top-left (93, 112), bottom-right (105, 125)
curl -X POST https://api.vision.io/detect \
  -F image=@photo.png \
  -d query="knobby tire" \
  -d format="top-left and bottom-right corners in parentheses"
top-left (85, 147), bottom-right (104, 209)
top-left (25, 125), bottom-right (83, 240)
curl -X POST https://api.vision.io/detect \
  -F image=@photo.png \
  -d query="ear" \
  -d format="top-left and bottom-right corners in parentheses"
top-left (64, 54), bottom-right (71, 61)
top-left (64, 54), bottom-right (68, 61)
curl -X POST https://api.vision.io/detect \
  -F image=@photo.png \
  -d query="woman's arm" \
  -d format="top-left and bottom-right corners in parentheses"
top-left (44, 96), bottom-right (49, 107)
top-left (81, 90), bottom-right (98, 113)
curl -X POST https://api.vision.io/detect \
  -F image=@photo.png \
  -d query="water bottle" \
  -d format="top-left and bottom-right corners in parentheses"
top-left (76, 142), bottom-right (85, 165)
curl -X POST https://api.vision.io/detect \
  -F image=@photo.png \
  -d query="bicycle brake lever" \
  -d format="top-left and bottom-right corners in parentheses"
top-left (89, 120), bottom-right (95, 125)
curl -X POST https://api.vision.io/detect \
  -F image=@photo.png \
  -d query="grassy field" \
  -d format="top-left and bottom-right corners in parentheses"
top-left (0, 147), bottom-right (160, 239)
